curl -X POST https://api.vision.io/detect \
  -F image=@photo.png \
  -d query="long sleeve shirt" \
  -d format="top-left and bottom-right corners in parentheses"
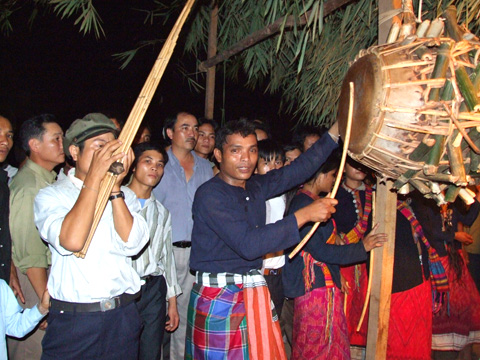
top-left (0, 279), bottom-right (44, 359)
top-left (9, 159), bottom-right (55, 273)
top-left (411, 193), bottom-right (480, 257)
top-left (283, 192), bottom-right (367, 298)
top-left (34, 170), bottom-right (149, 302)
top-left (127, 188), bottom-right (182, 299)
top-left (0, 169), bottom-right (11, 282)
top-left (190, 132), bottom-right (338, 274)
top-left (152, 149), bottom-right (213, 243)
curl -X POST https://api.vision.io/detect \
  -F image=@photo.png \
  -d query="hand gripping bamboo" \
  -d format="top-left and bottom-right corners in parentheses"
top-left (74, 0), bottom-right (196, 258)
top-left (288, 82), bottom-right (354, 259)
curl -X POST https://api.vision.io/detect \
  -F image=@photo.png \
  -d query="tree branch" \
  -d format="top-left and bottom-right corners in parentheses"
top-left (199, 0), bottom-right (355, 71)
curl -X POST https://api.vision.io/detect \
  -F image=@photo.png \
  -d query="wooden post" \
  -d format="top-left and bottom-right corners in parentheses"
top-left (204, 1), bottom-right (218, 119)
top-left (366, 179), bottom-right (397, 359)
top-left (365, 0), bottom-right (401, 357)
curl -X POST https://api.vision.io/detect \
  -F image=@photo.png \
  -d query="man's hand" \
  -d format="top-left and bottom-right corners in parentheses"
top-left (166, 296), bottom-right (179, 332)
top-left (113, 147), bottom-right (134, 191)
top-left (85, 139), bottom-right (126, 186)
top-left (362, 224), bottom-right (388, 252)
top-left (455, 231), bottom-right (474, 245)
top-left (37, 288), bottom-right (49, 316)
top-left (9, 263), bottom-right (24, 304)
top-left (294, 198), bottom-right (338, 228)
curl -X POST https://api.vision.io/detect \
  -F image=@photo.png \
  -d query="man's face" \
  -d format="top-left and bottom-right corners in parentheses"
top-left (194, 123), bottom-right (215, 157)
top-left (0, 116), bottom-right (13, 163)
top-left (138, 127), bottom-right (151, 144)
top-left (214, 133), bottom-right (258, 187)
top-left (71, 132), bottom-right (115, 181)
top-left (284, 148), bottom-right (301, 166)
top-left (167, 114), bottom-right (198, 151)
top-left (35, 122), bottom-right (65, 167)
top-left (303, 134), bottom-right (320, 151)
top-left (132, 150), bottom-right (165, 188)
top-left (256, 154), bottom-right (283, 175)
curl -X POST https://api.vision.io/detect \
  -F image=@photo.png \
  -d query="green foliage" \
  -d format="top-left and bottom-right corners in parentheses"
top-left (50, 0), bottom-right (104, 39)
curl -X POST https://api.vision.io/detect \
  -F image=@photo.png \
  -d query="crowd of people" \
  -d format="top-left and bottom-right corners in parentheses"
top-left (0, 110), bottom-right (479, 360)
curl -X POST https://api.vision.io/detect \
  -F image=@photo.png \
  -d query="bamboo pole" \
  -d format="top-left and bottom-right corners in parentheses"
top-left (204, 1), bottom-right (218, 119)
top-left (288, 82), bottom-right (354, 259)
top-left (74, 0), bottom-right (197, 258)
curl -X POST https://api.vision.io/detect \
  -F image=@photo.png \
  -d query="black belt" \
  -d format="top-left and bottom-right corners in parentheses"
top-left (263, 268), bottom-right (282, 276)
top-left (50, 292), bottom-right (140, 313)
top-left (141, 274), bottom-right (160, 285)
top-left (172, 241), bottom-right (191, 248)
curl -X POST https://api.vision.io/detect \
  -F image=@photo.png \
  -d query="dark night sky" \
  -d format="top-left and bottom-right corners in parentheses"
top-left (0, 1), bottom-right (288, 143)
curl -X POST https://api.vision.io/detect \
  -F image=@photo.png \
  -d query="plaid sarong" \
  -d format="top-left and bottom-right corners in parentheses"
top-left (186, 270), bottom-right (286, 360)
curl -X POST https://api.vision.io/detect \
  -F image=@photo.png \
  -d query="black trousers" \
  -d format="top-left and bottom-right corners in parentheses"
top-left (136, 275), bottom-right (168, 360)
top-left (41, 301), bottom-right (141, 360)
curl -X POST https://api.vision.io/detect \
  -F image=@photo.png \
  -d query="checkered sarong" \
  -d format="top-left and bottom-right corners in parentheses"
top-left (185, 270), bottom-right (286, 360)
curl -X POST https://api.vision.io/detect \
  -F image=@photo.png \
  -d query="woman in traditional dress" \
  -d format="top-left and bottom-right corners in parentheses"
top-left (282, 152), bottom-right (386, 360)
top-left (332, 158), bottom-right (372, 358)
top-left (411, 190), bottom-right (480, 360)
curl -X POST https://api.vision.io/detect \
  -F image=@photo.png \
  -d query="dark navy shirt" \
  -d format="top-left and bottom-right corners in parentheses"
top-left (283, 192), bottom-right (367, 298)
top-left (190, 132), bottom-right (338, 274)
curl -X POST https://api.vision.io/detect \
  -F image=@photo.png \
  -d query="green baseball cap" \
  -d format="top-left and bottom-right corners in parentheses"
top-left (64, 113), bottom-right (118, 157)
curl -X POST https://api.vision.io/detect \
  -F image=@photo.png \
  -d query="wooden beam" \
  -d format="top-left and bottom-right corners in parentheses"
top-left (198, 0), bottom-right (354, 71)
top-left (365, 0), bottom-right (402, 356)
top-left (366, 179), bottom-right (397, 359)
top-left (204, 1), bottom-right (218, 119)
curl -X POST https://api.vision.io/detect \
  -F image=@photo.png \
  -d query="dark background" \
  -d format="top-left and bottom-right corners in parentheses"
top-left (0, 1), bottom-right (291, 146)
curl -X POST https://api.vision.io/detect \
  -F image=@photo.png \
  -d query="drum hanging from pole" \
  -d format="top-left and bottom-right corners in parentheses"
top-left (337, 36), bottom-right (480, 204)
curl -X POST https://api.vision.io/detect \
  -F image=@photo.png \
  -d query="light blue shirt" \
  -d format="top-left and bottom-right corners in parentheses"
top-left (0, 279), bottom-right (44, 359)
top-left (153, 149), bottom-right (213, 243)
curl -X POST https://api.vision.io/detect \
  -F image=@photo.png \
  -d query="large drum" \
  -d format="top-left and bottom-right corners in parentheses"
top-left (337, 37), bottom-right (480, 202)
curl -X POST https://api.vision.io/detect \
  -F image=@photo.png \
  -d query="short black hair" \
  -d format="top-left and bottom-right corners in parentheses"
top-left (215, 119), bottom-right (256, 151)
top-left (292, 125), bottom-right (321, 151)
top-left (283, 143), bottom-right (302, 154)
top-left (163, 112), bottom-right (196, 136)
top-left (132, 142), bottom-right (168, 170)
top-left (309, 149), bottom-right (341, 182)
top-left (197, 117), bottom-right (219, 132)
top-left (20, 114), bottom-right (58, 156)
top-left (252, 120), bottom-right (272, 139)
top-left (258, 139), bottom-right (285, 163)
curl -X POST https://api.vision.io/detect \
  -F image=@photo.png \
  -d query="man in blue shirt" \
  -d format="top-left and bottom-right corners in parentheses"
top-left (153, 112), bottom-right (213, 360)
top-left (186, 119), bottom-right (340, 359)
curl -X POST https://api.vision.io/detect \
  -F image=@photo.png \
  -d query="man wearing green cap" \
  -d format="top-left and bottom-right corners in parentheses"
top-left (34, 113), bottom-right (149, 359)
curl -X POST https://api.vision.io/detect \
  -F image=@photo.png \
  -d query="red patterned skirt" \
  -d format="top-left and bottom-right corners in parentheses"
top-left (293, 287), bottom-right (350, 360)
top-left (340, 264), bottom-right (368, 347)
top-left (387, 279), bottom-right (432, 360)
top-left (432, 252), bottom-right (480, 351)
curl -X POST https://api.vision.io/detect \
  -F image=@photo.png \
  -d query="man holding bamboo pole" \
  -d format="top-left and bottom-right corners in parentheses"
top-left (34, 113), bottom-right (149, 360)
top-left (185, 119), bottom-right (340, 359)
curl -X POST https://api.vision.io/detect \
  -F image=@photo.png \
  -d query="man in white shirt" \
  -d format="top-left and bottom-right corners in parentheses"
top-left (34, 113), bottom-right (149, 360)
top-left (127, 142), bottom-right (181, 360)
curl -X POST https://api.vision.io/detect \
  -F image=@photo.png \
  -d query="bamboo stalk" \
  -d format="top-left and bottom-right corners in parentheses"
top-left (288, 82), bottom-right (354, 259)
top-left (357, 193), bottom-right (375, 332)
top-left (74, 0), bottom-right (197, 258)
top-left (456, 66), bottom-right (480, 111)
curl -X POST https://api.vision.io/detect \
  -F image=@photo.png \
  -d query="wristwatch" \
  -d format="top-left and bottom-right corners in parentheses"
top-left (109, 191), bottom-right (125, 201)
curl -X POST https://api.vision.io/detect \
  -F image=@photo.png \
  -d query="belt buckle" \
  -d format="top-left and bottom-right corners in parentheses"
top-left (100, 298), bottom-right (116, 312)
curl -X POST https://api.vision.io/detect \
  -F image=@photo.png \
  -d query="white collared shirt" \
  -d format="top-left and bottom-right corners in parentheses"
top-left (34, 170), bottom-right (149, 303)
top-left (126, 188), bottom-right (182, 299)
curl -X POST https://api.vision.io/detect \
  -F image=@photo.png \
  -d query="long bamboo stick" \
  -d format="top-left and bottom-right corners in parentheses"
top-left (74, 0), bottom-right (196, 258)
top-left (288, 82), bottom-right (354, 259)
top-left (357, 191), bottom-right (376, 332)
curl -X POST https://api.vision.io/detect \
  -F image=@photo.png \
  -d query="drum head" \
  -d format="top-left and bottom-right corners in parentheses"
top-left (338, 53), bottom-right (384, 155)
